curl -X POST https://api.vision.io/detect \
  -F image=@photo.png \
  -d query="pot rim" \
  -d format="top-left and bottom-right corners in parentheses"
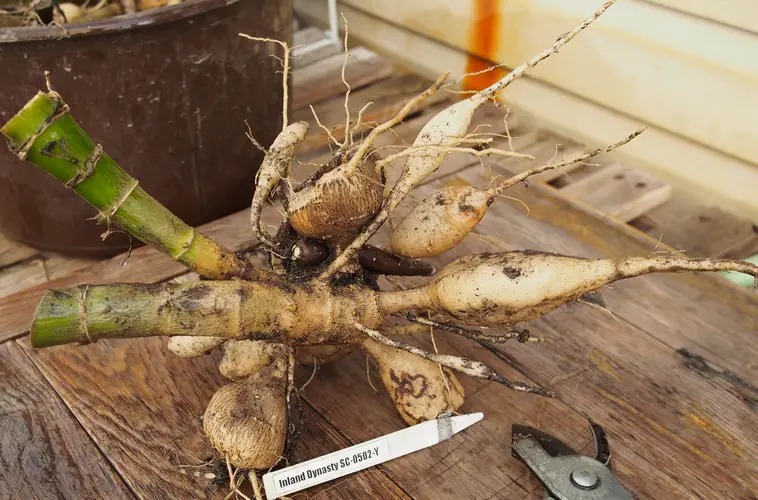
top-left (0, 0), bottom-right (240, 43)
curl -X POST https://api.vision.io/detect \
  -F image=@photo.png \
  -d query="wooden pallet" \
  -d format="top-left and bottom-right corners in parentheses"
top-left (2, 28), bottom-right (758, 500)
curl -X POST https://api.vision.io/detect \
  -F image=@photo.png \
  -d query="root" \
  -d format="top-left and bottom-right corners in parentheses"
top-left (224, 456), bottom-right (252, 500)
top-left (299, 358), bottom-right (318, 392)
top-left (340, 13), bottom-right (352, 151)
top-left (404, 314), bottom-right (542, 344)
top-left (250, 471), bottom-right (264, 500)
top-left (339, 73), bottom-right (449, 176)
top-left (374, 144), bottom-right (534, 171)
top-left (354, 322), bottom-right (552, 397)
top-left (239, 35), bottom-right (291, 130)
top-left (427, 322), bottom-right (455, 408)
top-left (350, 101), bottom-right (374, 148)
top-left (310, 104), bottom-right (343, 149)
top-left (366, 355), bottom-right (379, 391)
top-left (487, 128), bottom-right (644, 198)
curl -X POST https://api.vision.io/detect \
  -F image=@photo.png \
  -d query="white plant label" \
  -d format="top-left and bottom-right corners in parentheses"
top-left (262, 412), bottom-right (483, 499)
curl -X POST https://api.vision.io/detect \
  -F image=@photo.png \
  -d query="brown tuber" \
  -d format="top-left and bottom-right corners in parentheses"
top-left (203, 350), bottom-right (291, 469)
top-left (287, 151), bottom-right (384, 240)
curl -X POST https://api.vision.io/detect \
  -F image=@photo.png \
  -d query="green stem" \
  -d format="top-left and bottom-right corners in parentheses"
top-left (2, 90), bottom-right (274, 282)
top-left (31, 281), bottom-right (279, 348)
top-left (30, 279), bottom-right (385, 349)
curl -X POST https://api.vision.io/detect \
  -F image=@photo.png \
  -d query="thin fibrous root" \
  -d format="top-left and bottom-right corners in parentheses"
top-left (339, 72), bottom-right (450, 174)
top-left (353, 322), bottom-right (553, 397)
top-left (309, 104), bottom-right (344, 148)
top-left (239, 34), bottom-right (291, 130)
top-left (351, 101), bottom-right (374, 147)
top-left (487, 128), bottom-right (644, 198)
top-left (374, 145), bottom-right (534, 171)
top-left (250, 471), bottom-right (264, 500)
top-left (404, 313), bottom-right (542, 344)
top-left (340, 13), bottom-right (352, 151)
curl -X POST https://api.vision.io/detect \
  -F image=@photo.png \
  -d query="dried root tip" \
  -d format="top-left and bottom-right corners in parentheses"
top-left (358, 245), bottom-right (436, 276)
top-left (363, 339), bottom-right (464, 425)
top-left (354, 323), bottom-right (552, 398)
top-left (167, 336), bottom-right (225, 358)
top-left (204, 355), bottom-right (290, 470)
top-left (404, 314), bottom-right (541, 344)
top-left (219, 341), bottom-right (285, 380)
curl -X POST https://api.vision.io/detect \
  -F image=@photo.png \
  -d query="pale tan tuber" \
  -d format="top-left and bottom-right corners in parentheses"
top-left (391, 186), bottom-right (490, 258)
top-left (363, 339), bottom-right (464, 425)
top-left (219, 340), bottom-right (281, 380)
top-left (167, 336), bottom-right (226, 358)
top-left (391, 130), bottom-right (643, 258)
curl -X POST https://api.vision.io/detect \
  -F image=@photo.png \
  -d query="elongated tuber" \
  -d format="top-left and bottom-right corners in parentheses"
top-left (167, 336), bottom-right (226, 358)
top-left (250, 121), bottom-right (309, 249)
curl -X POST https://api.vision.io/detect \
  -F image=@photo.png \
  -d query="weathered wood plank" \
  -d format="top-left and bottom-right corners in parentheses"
top-left (0, 341), bottom-right (133, 499)
top-left (0, 234), bottom-right (36, 269)
top-left (292, 46), bottom-right (393, 110)
top-left (19, 336), bottom-right (407, 499)
top-left (0, 258), bottom-right (47, 299)
top-left (560, 163), bottom-right (672, 223)
top-left (630, 193), bottom-right (758, 258)
top-left (373, 168), bottom-right (758, 498)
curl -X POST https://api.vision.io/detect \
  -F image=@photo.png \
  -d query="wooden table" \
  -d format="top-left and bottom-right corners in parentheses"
top-left (1, 30), bottom-right (757, 500)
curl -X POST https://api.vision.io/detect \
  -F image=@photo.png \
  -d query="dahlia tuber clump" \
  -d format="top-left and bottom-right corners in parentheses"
top-left (3, 0), bottom-right (756, 492)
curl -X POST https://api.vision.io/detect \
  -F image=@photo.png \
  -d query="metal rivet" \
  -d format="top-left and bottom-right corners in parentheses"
top-left (570, 469), bottom-right (599, 489)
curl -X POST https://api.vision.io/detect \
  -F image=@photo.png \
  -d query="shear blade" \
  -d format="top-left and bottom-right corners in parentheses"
top-left (511, 424), bottom-right (578, 459)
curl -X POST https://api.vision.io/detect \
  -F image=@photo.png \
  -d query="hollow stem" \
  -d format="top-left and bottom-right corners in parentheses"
top-left (2, 91), bottom-right (275, 282)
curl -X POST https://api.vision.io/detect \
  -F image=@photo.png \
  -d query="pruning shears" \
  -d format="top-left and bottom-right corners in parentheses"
top-left (511, 422), bottom-right (634, 500)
